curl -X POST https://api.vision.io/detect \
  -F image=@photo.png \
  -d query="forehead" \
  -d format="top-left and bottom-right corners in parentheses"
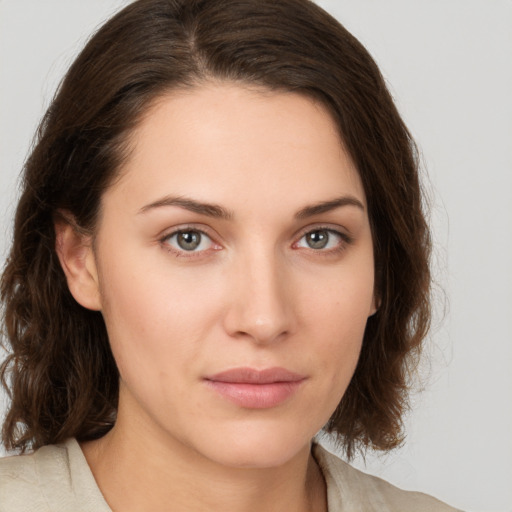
top-left (107, 83), bottom-right (365, 215)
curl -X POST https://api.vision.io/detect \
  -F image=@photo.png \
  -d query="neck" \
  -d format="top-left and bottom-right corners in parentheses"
top-left (81, 407), bottom-right (326, 512)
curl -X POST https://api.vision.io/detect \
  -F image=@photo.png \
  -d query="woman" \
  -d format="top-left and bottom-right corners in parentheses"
top-left (0, 0), bottom-right (460, 510)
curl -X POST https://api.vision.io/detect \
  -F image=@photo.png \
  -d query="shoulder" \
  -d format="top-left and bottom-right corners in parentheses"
top-left (0, 442), bottom-right (67, 512)
top-left (313, 444), bottom-right (463, 512)
top-left (0, 439), bottom-right (109, 512)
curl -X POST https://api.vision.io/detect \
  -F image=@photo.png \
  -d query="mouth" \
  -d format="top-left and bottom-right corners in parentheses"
top-left (203, 367), bottom-right (306, 409)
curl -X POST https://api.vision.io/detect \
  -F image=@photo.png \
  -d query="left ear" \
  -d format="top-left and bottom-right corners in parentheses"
top-left (54, 213), bottom-right (102, 311)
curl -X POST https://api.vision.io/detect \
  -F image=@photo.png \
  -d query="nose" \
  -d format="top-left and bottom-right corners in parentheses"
top-left (222, 248), bottom-right (295, 345)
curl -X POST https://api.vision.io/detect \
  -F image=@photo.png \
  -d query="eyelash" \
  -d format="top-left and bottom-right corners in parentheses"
top-left (159, 226), bottom-right (219, 258)
top-left (293, 226), bottom-right (353, 255)
top-left (159, 225), bottom-right (353, 258)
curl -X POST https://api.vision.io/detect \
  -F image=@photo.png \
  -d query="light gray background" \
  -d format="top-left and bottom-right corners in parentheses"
top-left (1, 1), bottom-right (511, 511)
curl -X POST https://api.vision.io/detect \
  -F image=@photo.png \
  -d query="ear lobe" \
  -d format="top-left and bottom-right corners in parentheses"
top-left (54, 214), bottom-right (101, 311)
top-left (369, 292), bottom-right (380, 317)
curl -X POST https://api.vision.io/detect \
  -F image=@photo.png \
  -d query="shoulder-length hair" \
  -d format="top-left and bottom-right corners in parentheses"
top-left (1, 0), bottom-right (430, 459)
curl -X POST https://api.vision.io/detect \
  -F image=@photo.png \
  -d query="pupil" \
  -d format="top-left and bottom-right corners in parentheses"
top-left (177, 231), bottom-right (201, 250)
top-left (307, 230), bottom-right (328, 249)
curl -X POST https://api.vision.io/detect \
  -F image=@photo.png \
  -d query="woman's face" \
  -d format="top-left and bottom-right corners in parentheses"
top-left (87, 84), bottom-right (376, 468)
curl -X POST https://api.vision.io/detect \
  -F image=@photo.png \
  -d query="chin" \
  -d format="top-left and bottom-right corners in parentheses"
top-left (189, 421), bottom-right (314, 470)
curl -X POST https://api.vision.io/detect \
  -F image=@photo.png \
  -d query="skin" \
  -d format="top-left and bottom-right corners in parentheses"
top-left (56, 83), bottom-right (377, 512)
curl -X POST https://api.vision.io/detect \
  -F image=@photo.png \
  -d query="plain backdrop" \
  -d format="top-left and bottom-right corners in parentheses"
top-left (1, 1), bottom-right (511, 511)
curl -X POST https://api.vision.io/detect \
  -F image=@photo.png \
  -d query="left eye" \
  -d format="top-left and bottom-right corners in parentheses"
top-left (164, 230), bottom-right (214, 252)
top-left (296, 229), bottom-right (343, 250)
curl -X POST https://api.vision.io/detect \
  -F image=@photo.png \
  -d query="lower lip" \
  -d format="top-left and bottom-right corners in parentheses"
top-left (204, 380), bottom-right (304, 409)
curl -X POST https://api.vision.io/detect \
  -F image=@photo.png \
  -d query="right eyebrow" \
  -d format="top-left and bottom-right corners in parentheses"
top-left (138, 195), bottom-right (234, 220)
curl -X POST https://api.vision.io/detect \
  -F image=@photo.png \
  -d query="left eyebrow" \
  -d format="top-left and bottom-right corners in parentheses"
top-left (294, 196), bottom-right (365, 219)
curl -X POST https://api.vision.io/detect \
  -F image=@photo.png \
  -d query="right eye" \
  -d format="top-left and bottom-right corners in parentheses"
top-left (162, 229), bottom-right (216, 253)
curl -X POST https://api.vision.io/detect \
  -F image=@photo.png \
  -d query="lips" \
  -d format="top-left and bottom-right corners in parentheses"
top-left (204, 367), bottom-right (306, 409)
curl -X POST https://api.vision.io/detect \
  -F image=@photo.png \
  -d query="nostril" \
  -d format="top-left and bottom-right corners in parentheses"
top-left (223, 301), bottom-right (293, 345)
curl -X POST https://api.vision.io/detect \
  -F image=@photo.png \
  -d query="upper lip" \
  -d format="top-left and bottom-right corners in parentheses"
top-left (205, 367), bottom-right (306, 384)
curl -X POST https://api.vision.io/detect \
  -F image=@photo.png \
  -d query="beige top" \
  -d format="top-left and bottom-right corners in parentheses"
top-left (0, 438), bottom-right (461, 511)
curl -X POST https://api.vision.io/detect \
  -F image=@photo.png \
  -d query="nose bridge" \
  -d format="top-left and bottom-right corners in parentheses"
top-left (224, 242), bottom-right (293, 344)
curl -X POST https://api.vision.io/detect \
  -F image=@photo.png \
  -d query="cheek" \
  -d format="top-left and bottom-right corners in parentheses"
top-left (301, 260), bottom-right (374, 332)
top-left (303, 268), bottom-right (373, 383)
top-left (96, 251), bottom-right (225, 389)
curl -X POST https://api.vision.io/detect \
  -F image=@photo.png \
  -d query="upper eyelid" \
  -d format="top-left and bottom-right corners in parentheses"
top-left (159, 224), bottom-right (216, 241)
top-left (294, 223), bottom-right (351, 240)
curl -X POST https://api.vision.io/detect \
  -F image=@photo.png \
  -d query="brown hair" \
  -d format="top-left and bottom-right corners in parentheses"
top-left (1, 0), bottom-right (430, 459)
